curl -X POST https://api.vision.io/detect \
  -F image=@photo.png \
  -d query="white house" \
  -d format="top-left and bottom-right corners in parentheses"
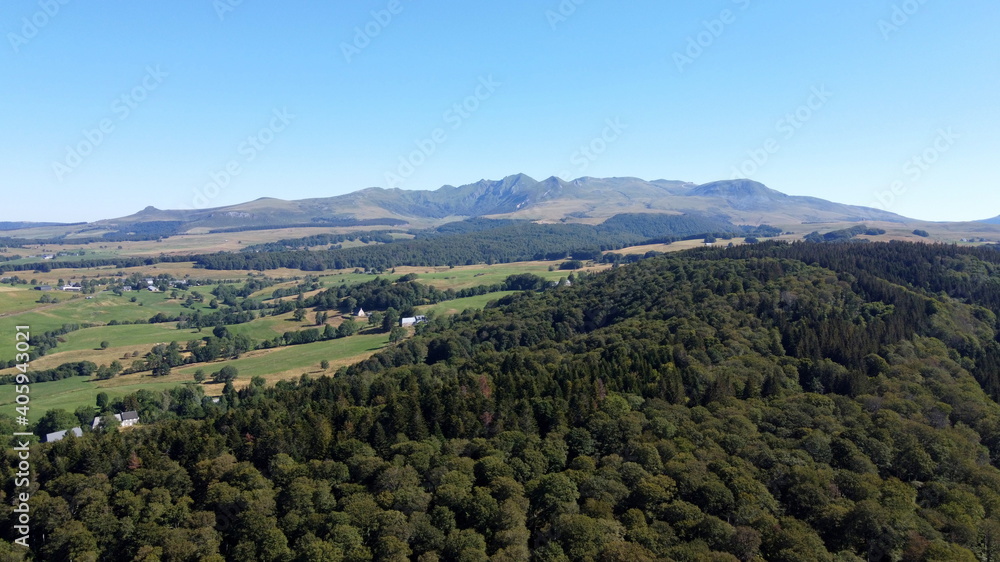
top-left (62, 285), bottom-right (82, 292)
top-left (91, 410), bottom-right (140, 430)
top-left (356, 308), bottom-right (367, 318)
top-left (119, 411), bottom-right (139, 427)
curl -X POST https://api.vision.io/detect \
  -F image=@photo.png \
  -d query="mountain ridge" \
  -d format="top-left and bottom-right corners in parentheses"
top-left (107, 174), bottom-right (908, 229)
top-left (0, 175), bottom-right (939, 240)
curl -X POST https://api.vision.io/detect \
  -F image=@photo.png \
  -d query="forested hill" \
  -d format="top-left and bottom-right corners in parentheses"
top-left (8, 242), bottom-right (1000, 560)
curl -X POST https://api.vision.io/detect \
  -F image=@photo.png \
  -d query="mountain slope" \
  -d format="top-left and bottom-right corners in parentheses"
top-left (103, 175), bottom-right (907, 230)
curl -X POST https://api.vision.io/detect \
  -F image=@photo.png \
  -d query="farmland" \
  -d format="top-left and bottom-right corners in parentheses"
top-left (0, 257), bottom-right (584, 420)
top-left (0, 332), bottom-right (390, 414)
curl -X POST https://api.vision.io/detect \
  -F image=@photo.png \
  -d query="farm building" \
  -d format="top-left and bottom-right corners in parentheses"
top-left (400, 315), bottom-right (427, 327)
top-left (45, 427), bottom-right (83, 443)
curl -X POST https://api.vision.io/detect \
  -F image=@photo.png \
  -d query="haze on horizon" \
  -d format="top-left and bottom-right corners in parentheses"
top-left (2, 1), bottom-right (998, 224)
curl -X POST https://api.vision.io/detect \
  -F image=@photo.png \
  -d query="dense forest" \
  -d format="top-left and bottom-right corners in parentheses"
top-left (6, 242), bottom-right (1000, 560)
top-left (192, 215), bottom-right (776, 272)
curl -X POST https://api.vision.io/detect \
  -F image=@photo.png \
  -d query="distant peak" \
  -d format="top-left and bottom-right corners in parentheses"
top-left (689, 179), bottom-right (785, 199)
top-left (505, 173), bottom-right (535, 182)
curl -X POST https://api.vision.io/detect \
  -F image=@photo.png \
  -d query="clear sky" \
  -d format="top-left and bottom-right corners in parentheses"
top-left (2, 1), bottom-right (998, 223)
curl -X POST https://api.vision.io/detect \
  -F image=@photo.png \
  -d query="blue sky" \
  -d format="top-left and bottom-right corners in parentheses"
top-left (2, 0), bottom-right (998, 223)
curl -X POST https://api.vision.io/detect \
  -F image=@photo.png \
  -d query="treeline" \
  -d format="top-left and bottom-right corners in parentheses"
top-left (0, 214), bottom-right (778, 274)
top-left (243, 231), bottom-right (397, 253)
top-left (803, 224), bottom-right (886, 243)
top-left (0, 253), bottom-right (191, 274)
top-left (210, 217), bottom-right (407, 234)
top-left (0, 361), bottom-right (97, 385)
top-left (193, 215), bottom-right (776, 272)
top-left (1, 323), bottom-right (90, 368)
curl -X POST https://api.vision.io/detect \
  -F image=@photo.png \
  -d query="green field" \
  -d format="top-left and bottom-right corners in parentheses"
top-left (224, 310), bottom-right (346, 341)
top-left (0, 332), bottom-right (390, 414)
top-left (401, 262), bottom-right (583, 290)
top-left (53, 323), bottom-right (193, 354)
top-left (249, 272), bottom-right (386, 300)
top-left (0, 289), bottom-right (217, 361)
top-left (0, 372), bottom-right (196, 414)
top-left (0, 286), bottom-right (53, 316)
top-left (417, 291), bottom-right (518, 317)
top-left (171, 332), bottom-right (389, 381)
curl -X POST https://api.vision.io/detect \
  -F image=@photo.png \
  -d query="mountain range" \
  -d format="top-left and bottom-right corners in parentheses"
top-left (107, 175), bottom-right (910, 231)
top-left (5, 175), bottom-right (997, 239)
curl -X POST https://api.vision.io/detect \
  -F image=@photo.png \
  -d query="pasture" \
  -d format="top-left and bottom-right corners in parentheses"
top-left (0, 332), bottom-right (391, 414)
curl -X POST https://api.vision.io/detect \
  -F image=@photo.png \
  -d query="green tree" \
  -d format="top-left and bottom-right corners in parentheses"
top-left (383, 308), bottom-right (400, 332)
top-left (213, 365), bottom-right (238, 384)
top-left (74, 406), bottom-right (95, 428)
top-left (337, 318), bottom-right (358, 338)
top-left (323, 324), bottom-right (337, 340)
top-left (389, 326), bottom-right (407, 343)
top-left (36, 409), bottom-right (78, 438)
